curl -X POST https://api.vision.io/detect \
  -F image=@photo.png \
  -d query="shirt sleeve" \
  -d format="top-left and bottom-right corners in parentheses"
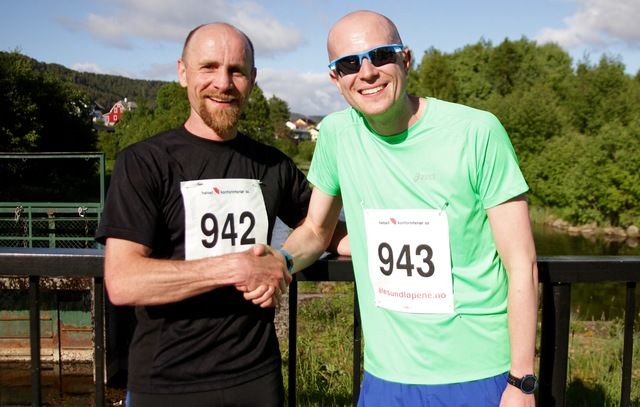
top-left (308, 115), bottom-right (340, 196)
top-left (473, 113), bottom-right (529, 209)
top-left (277, 157), bottom-right (312, 228)
top-left (95, 146), bottom-right (162, 247)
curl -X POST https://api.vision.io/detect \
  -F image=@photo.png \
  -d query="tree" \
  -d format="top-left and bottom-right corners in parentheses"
top-left (0, 51), bottom-right (100, 201)
top-left (478, 83), bottom-right (568, 160)
top-left (563, 56), bottom-right (630, 135)
top-left (268, 95), bottom-right (292, 140)
top-left (238, 84), bottom-right (273, 144)
top-left (411, 47), bottom-right (459, 101)
top-left (448, 40), bottom-right (493, 103)
top-left (487, 38), bottom-right (524, 96)
top-left (0, 51), bottom-right (95, 152)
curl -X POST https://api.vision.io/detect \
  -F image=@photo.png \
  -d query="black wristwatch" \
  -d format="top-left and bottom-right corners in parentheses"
top-left (507, 372), bottom-right (538, 394)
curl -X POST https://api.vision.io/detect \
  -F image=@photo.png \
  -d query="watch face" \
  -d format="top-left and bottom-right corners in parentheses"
top-left (521, 375), bottom-right (538, 393)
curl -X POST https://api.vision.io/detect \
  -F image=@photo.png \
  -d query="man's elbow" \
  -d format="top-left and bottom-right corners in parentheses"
top-left (105, 273), bottom-right (135, 306)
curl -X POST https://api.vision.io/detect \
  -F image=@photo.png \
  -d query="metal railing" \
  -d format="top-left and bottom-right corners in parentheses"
top-left (0, 152), bottom-right (105, 249)
top-left (0, 203), bottom-right (102, 248)
top-left (0, 249), bottom-right (638, 406)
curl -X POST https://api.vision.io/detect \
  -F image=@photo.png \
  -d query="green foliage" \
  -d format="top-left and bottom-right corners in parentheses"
top-left (409, 37), bottom-right (640, 227)
top-left (1, 51), bottom-right (167, 109)
top-left (97, 82), bottom-right (188, 167)
top-left (0, 51), bottom-right (103, 201)
top-left (238, 85), bottom-right (274, 144)
top-left (272, 137), bottom-right (298, 159)
top-left (478, 83), bottom-right (568, 159)
top-left (527, 121), bottom-right (640, 225)
top-left (0, 51), bottom-right (95, 152)
top-left (411, 47), bottom-right (459, 101)
top-left (269, 95), bottom-right (293, 140)
top-left (296, 140), bottom-right (316, 162)
top-left (282, 288), bottom-right (356, 406)
top-left (562, 56), bottom-right (631, 135)
top-left (98, 82), bottom-right (286, 166)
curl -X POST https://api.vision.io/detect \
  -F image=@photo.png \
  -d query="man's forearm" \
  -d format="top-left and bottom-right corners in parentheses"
top-left (507, 262), bottom-right (539, 375)
top-left (105, 238), bottom-right (286, 306)
top-left (282, 222), bottom-right (333, 273)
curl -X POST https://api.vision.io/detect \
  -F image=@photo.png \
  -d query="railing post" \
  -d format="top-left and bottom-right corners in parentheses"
top-left (352, 288), bottom-right (361, 407)
top-left (620, 281), bottom-right (636, 407)
top-left (29, 275), bottom-right (41, 407)
top-left (288, 278), bottom-right (298, 407)
top-left (94, 277), bottom-right (105, 407)
top-left (539, 282), bottom-right (572, 407)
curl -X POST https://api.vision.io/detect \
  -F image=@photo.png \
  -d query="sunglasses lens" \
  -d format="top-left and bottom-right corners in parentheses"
top-left (335, 55), bottom-right (361, 76)
top-left (370, 47), bottom-right (398, 67)
top-left (334, 46), bottom-right (400, 76)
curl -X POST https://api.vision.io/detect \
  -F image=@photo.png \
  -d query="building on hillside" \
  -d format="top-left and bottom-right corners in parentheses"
top-left (286, 115), bottom-right (319, 142)
top-left (102, 98), bottom-right (137, 126)
top-left (91, 102), bottom-right (105, 124)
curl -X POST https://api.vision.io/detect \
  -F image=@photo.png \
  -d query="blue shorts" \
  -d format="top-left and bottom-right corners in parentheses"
top-left (358, 371), bottom-right (509, 407)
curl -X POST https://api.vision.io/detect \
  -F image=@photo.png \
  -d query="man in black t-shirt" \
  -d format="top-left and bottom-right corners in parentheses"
top-left (96, 23), bottom-right (312, 407)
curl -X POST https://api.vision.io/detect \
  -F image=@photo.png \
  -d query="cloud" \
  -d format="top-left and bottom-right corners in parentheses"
top-left (257, 68), bottom-right (347, 116)
top-left (536, 0), bottom-right (640, 49)
top-left (70, 62), bottom-right (136, 78)
top-left (71, 63), bottom-right (107, 74)
top-left (58, 0), bottom-right (304, 56)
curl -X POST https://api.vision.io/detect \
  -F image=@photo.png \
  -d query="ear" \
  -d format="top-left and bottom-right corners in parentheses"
top-left (328, 69), bottom-right (344, 95)
top-left (402, 48), bottom-right (413, 73)
top-left (250, 67), bottom-right (257, 86)
top-left (177, 58), bottom-right (188, 88)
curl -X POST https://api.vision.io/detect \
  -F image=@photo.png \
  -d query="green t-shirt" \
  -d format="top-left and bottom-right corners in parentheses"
top-left (308, 97), bottom-right (529, 384)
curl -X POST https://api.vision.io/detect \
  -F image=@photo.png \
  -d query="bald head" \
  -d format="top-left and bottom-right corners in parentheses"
top-left (182, 23), bottom-right (255, 68)
top-left (327, 10), bottom-right (402, 60)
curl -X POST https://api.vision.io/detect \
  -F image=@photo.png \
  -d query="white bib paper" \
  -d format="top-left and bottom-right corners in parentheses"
top-left (181, 179), bottom-right (268, 260)
top-left (364, 208), bottom-right (454, 314)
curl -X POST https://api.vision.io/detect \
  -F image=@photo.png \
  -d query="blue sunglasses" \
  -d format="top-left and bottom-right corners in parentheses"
top-left (328, 44), bottom-right (404, 76)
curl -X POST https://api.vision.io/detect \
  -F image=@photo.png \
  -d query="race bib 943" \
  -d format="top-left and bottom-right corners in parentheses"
top-left (364, 208), bottom-right (454, 314)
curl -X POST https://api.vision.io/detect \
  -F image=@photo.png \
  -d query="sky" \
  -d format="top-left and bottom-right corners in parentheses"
top-left (2, 0), bottom-right (640, 116)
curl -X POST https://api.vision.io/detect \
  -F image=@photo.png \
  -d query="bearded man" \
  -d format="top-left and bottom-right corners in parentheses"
top-left (96, 22), bottom-right (311, 407)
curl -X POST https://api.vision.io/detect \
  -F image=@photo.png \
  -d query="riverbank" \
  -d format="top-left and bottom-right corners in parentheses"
top-left (530, 207), bottom-right (639, 250)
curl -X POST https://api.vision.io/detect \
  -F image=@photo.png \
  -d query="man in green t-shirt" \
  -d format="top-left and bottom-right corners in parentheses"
top-left (277, 9), bottom-right (539, 407)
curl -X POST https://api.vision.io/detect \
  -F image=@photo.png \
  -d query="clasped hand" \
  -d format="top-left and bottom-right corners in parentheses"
top-left (235, 244), bottom-right (291, 308)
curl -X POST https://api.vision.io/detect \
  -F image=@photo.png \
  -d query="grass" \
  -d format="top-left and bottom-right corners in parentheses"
top-left (282, 283), bottom-right (640, 407)
top-left (282, 282), bottom-right (357, 406)
top-left (565, 319), bottom-right (640, 406)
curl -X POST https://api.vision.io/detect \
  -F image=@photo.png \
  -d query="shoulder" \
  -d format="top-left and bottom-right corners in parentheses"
top-left (234, 133), bottom-right (297, 169)
top-left (320, 107), bottom-right (360, 127)
top-left (118, 127), bottom-right (183, 159)
top-left (318, 107), bottom-right (364, 139)
top-left (428, 98), bottom-right (503, 133)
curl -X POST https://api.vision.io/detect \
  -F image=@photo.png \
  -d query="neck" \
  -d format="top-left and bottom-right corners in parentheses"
top-left (184, 111), bottom-right (237, 142)
top-left (364, 95), bottom-right (424, 136)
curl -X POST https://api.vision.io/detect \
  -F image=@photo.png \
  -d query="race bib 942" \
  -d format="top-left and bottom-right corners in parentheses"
top-left (181, 179), bottom-right (268, 260)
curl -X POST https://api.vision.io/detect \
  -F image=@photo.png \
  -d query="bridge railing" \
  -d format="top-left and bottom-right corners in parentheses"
top-left (0, 248), bottom-right (638, 407)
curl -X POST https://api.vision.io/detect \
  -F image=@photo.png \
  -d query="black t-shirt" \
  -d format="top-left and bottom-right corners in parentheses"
top-left (96, 127), bottom-right (310, 393)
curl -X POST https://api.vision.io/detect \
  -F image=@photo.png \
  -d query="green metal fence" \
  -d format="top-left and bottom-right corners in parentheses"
top-left (0, 153), bottom-right (105, 249)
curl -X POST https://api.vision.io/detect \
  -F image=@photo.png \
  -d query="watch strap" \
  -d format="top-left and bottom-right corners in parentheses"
top-left (277, 248), bottom-right (294, 274)
top-left (507, 372), bottom-right (538, 394)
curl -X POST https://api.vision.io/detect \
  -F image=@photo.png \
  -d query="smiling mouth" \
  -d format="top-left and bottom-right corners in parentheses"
top-left (359, 85), bottom-right (385, 96)
top-left (207, 96), bottom-right (235, 103)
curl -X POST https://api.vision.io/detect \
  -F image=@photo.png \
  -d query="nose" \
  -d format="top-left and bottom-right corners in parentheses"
top-left (212, 70), bottom-right (234, 91)
top-left (358, 58), bottom-right (378, 79)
